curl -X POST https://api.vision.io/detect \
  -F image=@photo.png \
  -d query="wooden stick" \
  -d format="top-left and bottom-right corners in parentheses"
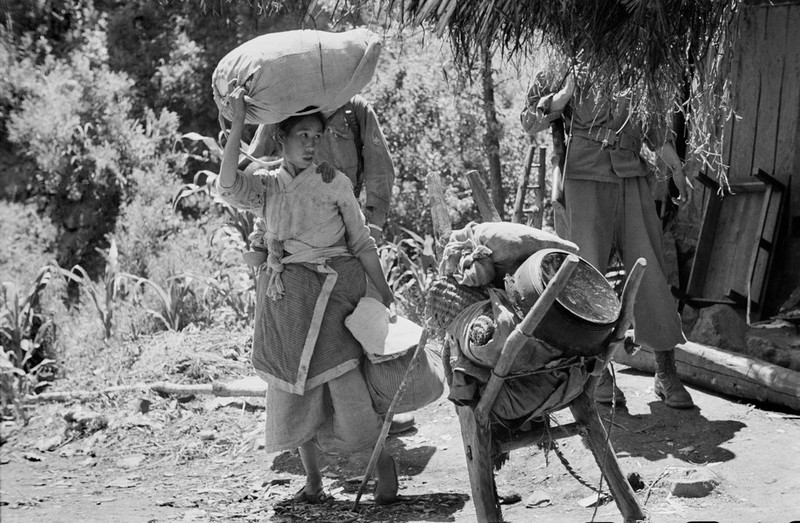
top-left (512, 144), bottom-right (536, 224)
top-left (353, 328), bottom-right (430, 510)
top-left (590, 258), bottom-right (646, 389)
top-left (530, 147), bottom-right (547, 229)
top-left (569, 391), bottom-right (646, 522)
top-left (23, 377), bottom-right (268, 403)
top-left (473, 255), bottom-right (579, 424)
top-left (426, 172), bottom-right (452, 255)
top-left (466, 170), bottom-right (502, 222)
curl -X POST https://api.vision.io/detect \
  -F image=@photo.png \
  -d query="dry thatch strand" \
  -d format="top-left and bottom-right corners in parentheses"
top-left (244, 0), bottom-right (740, 178)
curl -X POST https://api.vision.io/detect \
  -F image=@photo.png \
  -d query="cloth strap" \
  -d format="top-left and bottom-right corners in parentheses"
top-left (264, 241), bottom-right (351, 301)
top-left (570, 126), bottom-right (641, 153)
top-left (263, 242), bottom-right (353, 393)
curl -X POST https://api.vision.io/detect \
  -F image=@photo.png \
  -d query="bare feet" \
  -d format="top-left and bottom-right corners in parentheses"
top-left (374, 453), bottom-right (399, 505)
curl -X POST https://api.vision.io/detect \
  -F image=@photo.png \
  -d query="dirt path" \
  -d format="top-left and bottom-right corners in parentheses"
top-left (2, 365), bottom-right (799, 522)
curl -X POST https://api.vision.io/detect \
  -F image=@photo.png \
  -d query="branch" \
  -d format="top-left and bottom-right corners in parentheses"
top-left (22, 377), bottom-right (268, 404)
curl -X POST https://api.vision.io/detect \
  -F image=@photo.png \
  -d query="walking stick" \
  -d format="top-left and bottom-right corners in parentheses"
top-left (352, 327), bottom-right (430, 510)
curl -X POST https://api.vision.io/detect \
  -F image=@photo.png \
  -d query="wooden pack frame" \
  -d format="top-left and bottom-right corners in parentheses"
top-left (427, 170), bottom-right (647, 522)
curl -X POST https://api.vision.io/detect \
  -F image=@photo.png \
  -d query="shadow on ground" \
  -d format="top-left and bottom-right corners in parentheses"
top-left (267, 438), bottom-right (466, 521)
top-left (595, 369), bottom-right (747, 464)
top-left (269, 492), bottom-right (469, 522)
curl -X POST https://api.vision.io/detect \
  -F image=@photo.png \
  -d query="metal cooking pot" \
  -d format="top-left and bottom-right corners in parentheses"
top-left (506, 249), bottom-right (621, 356)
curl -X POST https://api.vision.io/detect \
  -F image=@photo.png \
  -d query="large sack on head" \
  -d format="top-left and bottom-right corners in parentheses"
top-left (213, 29), bottom-right (381, 125)
top-left (440, 221), bottom-right (579, 287)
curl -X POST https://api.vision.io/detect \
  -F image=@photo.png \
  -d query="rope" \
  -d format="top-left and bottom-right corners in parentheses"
top-left (546, 364), bottom-right (621, 521)
top-left (551, 439), bottom-right (604, 494)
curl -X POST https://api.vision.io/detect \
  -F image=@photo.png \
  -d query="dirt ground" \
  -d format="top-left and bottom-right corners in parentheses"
top-left (2, 332), bottom-right (800, 523)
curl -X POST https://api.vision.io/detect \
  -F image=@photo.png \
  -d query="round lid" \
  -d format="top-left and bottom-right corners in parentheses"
top-left (539, 250), bottom-right (621, 325)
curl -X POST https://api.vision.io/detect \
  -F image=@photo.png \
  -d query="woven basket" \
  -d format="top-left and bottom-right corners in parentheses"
top-left (426, 277), bottom-right (489, 334)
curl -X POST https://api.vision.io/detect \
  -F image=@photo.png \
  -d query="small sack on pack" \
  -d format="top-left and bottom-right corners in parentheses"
top-left (442, 221), bottom-right (579, 287)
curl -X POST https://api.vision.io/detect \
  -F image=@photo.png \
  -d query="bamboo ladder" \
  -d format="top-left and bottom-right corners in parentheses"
top-left (427, 171), bottom-right (647, 523)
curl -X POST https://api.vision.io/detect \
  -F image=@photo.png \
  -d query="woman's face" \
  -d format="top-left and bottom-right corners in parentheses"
top-left (281, 115), bottom-right (324, 172)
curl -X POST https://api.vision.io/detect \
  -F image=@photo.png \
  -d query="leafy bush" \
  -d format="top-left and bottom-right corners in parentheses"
top-left (4, 19), bottom-right (188, 275)
top-left (363, 31), bottom-right (542, 236)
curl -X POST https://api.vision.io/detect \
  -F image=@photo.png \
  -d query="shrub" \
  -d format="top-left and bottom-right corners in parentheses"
top-left (4, 17), bottom-right (187, 276)
top-left (363, 31), bottom-right (541, 236)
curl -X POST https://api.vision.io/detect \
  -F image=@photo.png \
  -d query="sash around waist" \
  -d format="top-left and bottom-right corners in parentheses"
top-left (570, 127), bottom-right (641, 153)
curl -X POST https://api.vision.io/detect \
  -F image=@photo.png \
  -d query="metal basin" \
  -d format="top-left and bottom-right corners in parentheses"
top-left (506, 249), bottom-right (621, 356)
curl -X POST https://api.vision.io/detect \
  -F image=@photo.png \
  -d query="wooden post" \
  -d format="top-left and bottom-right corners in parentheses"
top-left (530, 147), bottom-right (547, 229)
top-left (427, 171), bottom-right (452, 256)
top-left (568, 391), bottom-right (646, 523)
top-left (574, 259), bottom-right (648, 523)
top-left (512, 144), bottom-right (536, 224)
top-left (467, 170), bottom-right (502, 223)
top-left (456, 404), bottom-right (503, 522)
top-left (590, 259), bottom-right (646, 388)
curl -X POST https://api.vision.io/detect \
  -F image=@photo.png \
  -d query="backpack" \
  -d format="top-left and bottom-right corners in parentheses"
top-left (342, 102), bottom-right (365, 198)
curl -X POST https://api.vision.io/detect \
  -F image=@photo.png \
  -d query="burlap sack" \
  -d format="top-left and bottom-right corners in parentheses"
top-left (363, 345), bottom-right (445, 416)
top-left (213, 29), bottom-right (381, 125)
top-left (440, 222), bottom-right (579, 287)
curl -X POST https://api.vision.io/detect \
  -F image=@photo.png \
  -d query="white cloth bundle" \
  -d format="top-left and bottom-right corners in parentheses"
top-left (213, 28), bottom-right (382, 125)
top-left (345, 297), bottom-right (424, 363)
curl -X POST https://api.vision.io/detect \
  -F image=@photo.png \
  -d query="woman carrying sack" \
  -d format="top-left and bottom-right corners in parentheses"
top-left (216, 89), bottom-right (399, 505)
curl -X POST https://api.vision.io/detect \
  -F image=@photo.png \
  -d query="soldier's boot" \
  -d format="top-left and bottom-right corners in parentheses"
top-left (594, 367), bottom-right (626, 406)
top-left (654, 350), bottom-right (694, 409)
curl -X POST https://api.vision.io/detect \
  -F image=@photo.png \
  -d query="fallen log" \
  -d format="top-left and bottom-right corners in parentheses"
top-left (613, 339), bottom-right (800, 412)
top-left (22, 376), bottom-right (268, 404)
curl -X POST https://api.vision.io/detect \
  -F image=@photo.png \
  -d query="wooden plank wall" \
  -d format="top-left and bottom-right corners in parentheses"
top-left (718, 2), bottom-right (800, 314)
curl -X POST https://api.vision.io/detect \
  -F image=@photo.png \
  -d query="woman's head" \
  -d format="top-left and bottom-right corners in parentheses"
top-left (276, 111), bottom-right (326, 173)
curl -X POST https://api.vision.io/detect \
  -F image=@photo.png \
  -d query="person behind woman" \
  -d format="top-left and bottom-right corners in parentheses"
top-left (217, 89), bottom-right (399, 504)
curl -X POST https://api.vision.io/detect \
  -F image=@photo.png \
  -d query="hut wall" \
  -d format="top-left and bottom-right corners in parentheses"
top-left (715, 1), bottom-right (800, 315)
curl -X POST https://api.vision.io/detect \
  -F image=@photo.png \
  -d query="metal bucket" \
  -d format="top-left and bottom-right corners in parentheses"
top-left (506, 249), bottom-right (621, 356)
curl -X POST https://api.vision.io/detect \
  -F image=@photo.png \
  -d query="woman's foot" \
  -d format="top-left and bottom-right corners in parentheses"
top-left (374, 454), bottom-right (399, 505)
top-left (293, 483), bottom-right (328, 504)
top-left (389, 413), bottom-right (416, 435)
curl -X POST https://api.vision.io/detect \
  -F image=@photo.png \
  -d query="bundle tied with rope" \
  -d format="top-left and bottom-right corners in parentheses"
top-left (425, 222), bottom-right (604, 435)
top-left (212, 28), bottom-right (382, 127)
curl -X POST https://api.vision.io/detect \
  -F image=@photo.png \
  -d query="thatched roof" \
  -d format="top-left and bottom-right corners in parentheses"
top-left (388, 0), bottom-right (740, 173)
top-left (391, 0), bottom-right (735, 84)
top-left (249, 0), bottom-right (742, 174)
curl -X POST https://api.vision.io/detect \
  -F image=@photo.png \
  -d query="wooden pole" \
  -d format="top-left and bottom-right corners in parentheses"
top-left (353, 329), bottom-right (430, 510)
top-left (569, 391), bottom-right (646, 522)
top-left (466, 169), bottom-right (502, 223)
top-left (455, 403), bottom-right (503, 522)
top-left (530, 147), bottom-right (547, 229)
top-left (23, 377), bottom-right (269, 403)
top-left (512, 144), bottom-right (536, 224)
top-left (561, 259), bottom-right (647, 523)
top-left (427, 171), bottom-right (452, 255)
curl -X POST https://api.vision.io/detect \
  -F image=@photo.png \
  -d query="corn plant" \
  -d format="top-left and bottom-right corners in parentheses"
top-left (201, 269), bottom-right (256, 326)
top-left (132, 272), bottom-right (211, 332)
top-left (378, 229), bottom-right (438, 324)
top-left (67, 240), bottom-right (127, 339)
top-left (1, 266), bottom-right (53, 370)
top-left (0, 265), bottom-right (59, 408)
